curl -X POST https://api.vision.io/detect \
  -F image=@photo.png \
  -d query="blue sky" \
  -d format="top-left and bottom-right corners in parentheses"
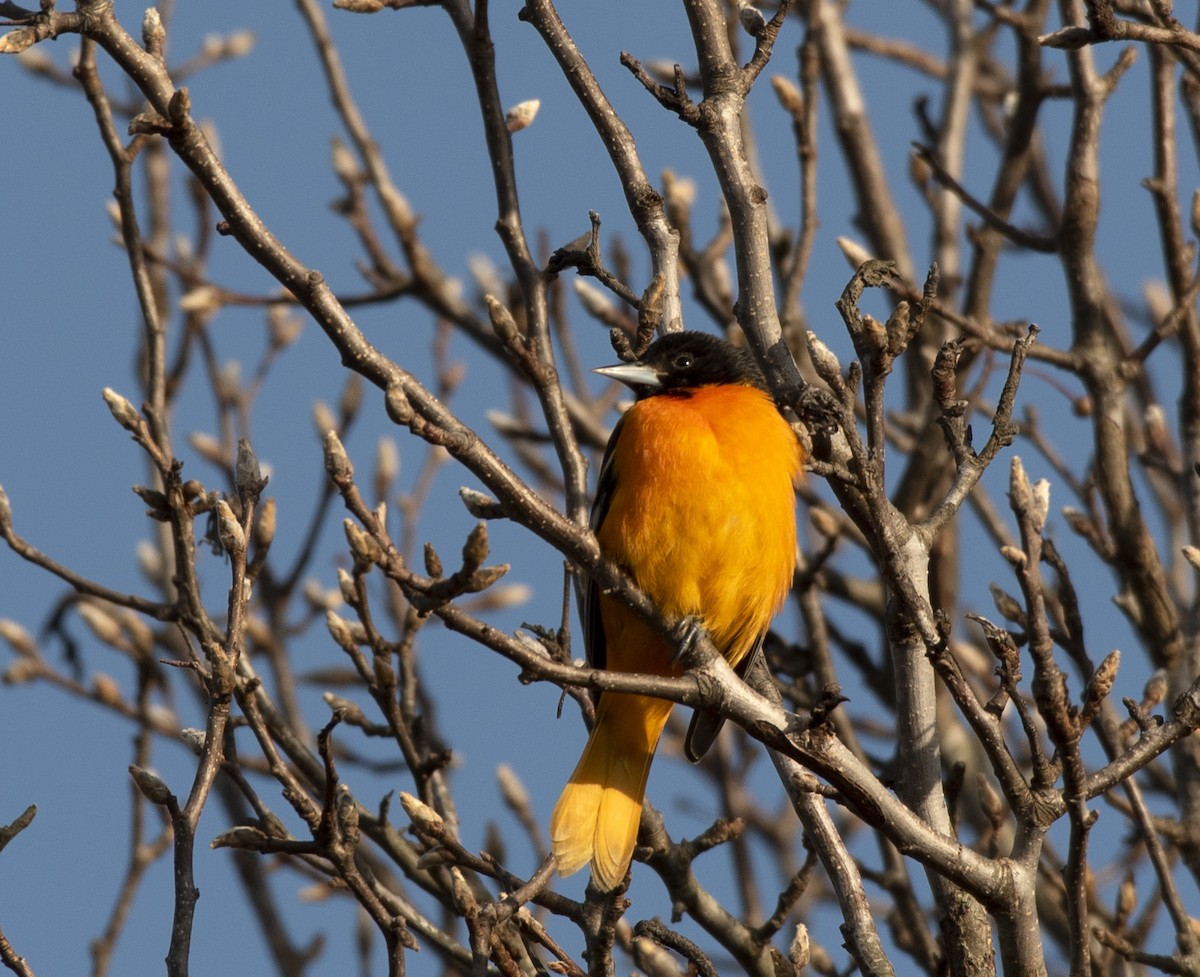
top-left (1, 2), bottom-right (1194, 974)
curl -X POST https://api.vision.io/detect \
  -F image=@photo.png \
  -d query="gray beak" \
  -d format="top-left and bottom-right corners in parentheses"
top-left (593, 361), bottom-right (662, 391)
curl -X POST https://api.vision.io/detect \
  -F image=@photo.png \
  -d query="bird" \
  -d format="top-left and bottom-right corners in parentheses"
top-left (549, 330), bottom-right (804, 891)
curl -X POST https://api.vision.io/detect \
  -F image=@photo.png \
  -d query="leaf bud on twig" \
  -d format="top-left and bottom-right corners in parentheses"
top-left (128, 112), bottom-right (170, 137)
top-left (132, 485), bottom-right (171, 521)
top-left (121, 611), bottom-right (154, 659)
top-left (211, 826), bottom-right (269, 850)
top-left (77, 602), bottom-right (122, 646)
top-left (93, 673), bottom-right (123, 707)
top-left (188, 432), bottom-right (228, 468)
top-left (462, 521), bottom-right (490, 569)
top-left (385, 384), bottom-right (414, 425)
top-left (458, 487), bottom-right (504, 520)
top-left (1182, 545), bottom-right (1200, 572)
top-left (129, 765), bottom-right (174, 806)
top-left (236, 438), bottom-right (266, 499)
top-left (469, 564), bottom-right (510, 592)
top-left (424, 542), bottom-right (444, 578)
top-left (343, 519), bottom-right (381, 565)
top-left (836, 236), bottom-right (874, 269)
top-left (662, 169), bottom-right (697, 214)
top-left (179, 285), bottom-right (221, 316)
top-left (999, 545), bottom-right (1027, 567)
top-left (323, 692), bottom-right (367, 726)
top-left (374, 437), bottom-right (399, 500)
top-left (266, 305), bottom-right (303, 351)
top-left (296, 883), bottom-right (331, 904)
top-left (303, 579), bottom-right (339, 612)
top-left (496, 763), bottom-right (531, 813)
top-left (1036, 26), bottom-right (1094, 49)
top-left (167, 87), bottom-right (191, 127)
top-left (1080, 650), bottom-right (1120, 728)
top-left (399, 791), bottom-right (445, 834)
top-left (337, 568), bottom-right (357, 606)
top-left (505, 98), bottom-right (541, 133)
top-left (788, 924), bottom-right (810, 971)
top-left (737, 1), bottom-right (767, 37)
top-left (770, 74), bottom-right (802, 114)
top-left (325, 611), bottom-right (356, 650)
top-left (215, 498), bottom-right (246, 554)
top-left (253, 497), bottom-right (276, 550)
top-left (806, 331), bottom-right (844, 391)
top-left (1143, 404), bottom-right (1168, 455)
top-left (336, 784), bottom-right (359, 838)
top-left (312, 401), bottom-right (337, 441)
top-left (3, 659), bottom-right (42, 686)
top-left (102, 387), bottom-right (142, 432)
top-left (333, 0), bottom-right (386, 12)
top-left (485, 294), bottom-right (520, 347)
top-left (377, 183), bottom-right (413, 225)
top-left (136, 541), bottom-right (165, 584)
top-left (322, 429), bottom-right (353, 481)
top-left (0, 619), bottom-right (37, 658)
top-left (223, 30), bottom-right (255, 59)
top-left (142, 705), bottom-right (175, 734)
top-left (179, 728), bottom-right (207, 755)
top-left (1030, 478), bottom-right (1050, 531)
top-left (464, 582), bottom-right (531, 612)
top-left (0, 29), bottom-right (38, 55)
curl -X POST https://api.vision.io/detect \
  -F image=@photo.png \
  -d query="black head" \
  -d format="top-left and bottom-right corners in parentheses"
top-left (594, 331), bottom-right (766, 399)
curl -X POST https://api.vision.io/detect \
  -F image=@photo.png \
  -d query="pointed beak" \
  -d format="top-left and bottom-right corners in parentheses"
top-left (593, 361), bottom-right (662, 391)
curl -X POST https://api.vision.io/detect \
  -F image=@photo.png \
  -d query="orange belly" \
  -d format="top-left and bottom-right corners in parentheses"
top-left (597, 383), bottom-right (801, 672)
top-left (550, 381), bottom-right (802, 890)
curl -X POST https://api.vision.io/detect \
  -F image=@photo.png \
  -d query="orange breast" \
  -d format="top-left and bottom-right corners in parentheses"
top-left (597, 384), bottom-right (802, 673)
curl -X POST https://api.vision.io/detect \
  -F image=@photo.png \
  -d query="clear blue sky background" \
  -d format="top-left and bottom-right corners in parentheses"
top-left (0, 2), bottom-right (1192, 975)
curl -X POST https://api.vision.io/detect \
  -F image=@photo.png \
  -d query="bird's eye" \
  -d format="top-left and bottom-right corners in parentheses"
top-left (673, 353), bottom-right (694, 369)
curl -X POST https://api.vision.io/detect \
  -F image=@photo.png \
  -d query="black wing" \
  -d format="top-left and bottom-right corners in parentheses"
top-left (682, 638), bottom-right (762, 762)
top-left (588, 407), bottom-right (751, 763)
top-left (582, 413), bottom-right (626, 677)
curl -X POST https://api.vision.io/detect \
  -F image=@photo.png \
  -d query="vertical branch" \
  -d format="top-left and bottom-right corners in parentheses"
top-left (962, 0), bottom-right (1052, 318)
top-left (518, 0), bottom-right (684, 340)
top-left (445, 0), bottom-right (592, 525)
top-left (679, 0), bottom-right (804, 401)
top-left (165, 457), bottom-right (262, 976)
top-left (929, 0), bottom-right (976, 298)
top-left (774, 24), bottom-right (820, 340)
top-left (1144, 42), bottom-right (1200, 868)
top-left (753, 664), bottom-right (897, 977)
top-left (1057, 0), bottom-right (1182, 670)
top-left (74, 36), bottom-right (170, 454)
top-left (809, 0), bottom-right (913, 280)
top-left (1008, 458), bottom-right (1091, 975)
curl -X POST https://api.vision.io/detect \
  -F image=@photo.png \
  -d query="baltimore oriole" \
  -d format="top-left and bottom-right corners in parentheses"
top-left (550, 331), bottom-right (804, 890)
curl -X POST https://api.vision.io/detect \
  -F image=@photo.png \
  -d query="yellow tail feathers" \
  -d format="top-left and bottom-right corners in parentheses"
top-left (549, 693), bottom-right (673, 890)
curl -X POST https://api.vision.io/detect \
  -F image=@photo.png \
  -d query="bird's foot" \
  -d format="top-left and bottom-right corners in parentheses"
top-left (669, 615), bottom-right (708, 667)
